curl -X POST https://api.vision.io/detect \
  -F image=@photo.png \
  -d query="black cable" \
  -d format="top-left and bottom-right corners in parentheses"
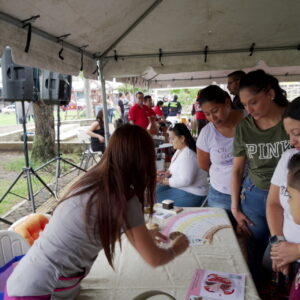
top-left (23, 23), bottom-right (32, 53)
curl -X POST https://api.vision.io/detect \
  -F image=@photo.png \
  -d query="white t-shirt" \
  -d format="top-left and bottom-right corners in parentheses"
top-left (168, 147), bottom-right (208, 196)
top-left (271, 148), bottom-right (300, 244)
top-left (196, 122), bottom-right (233, 195)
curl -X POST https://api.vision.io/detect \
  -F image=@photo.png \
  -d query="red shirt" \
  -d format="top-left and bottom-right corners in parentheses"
top-left (194, 102), bottom-right (206, 120)
top-left (129, 104), bottom-right (151, 129)
top-left (153, 105), bottom-right (163, 117)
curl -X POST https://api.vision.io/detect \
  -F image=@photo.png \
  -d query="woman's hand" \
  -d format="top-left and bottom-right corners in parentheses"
top-left (231, 209), bottom-right (254, 237)
top-left (271, 242), bottom-right (300, 267)
top-left (171, 233), bottom-right (189, 256)
top-left (98, 135), bottom-right (105, 143)
top-left (272, 258), bottom-right (290, 276)
top-left (164, 170), bottom-right (171, 178)
top-left (156, 173), bottom-right (165, 184)
top-left (149, 229), bottom-right (168, 243)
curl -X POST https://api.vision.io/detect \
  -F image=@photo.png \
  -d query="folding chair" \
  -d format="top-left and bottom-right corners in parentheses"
top-left (77, 129), bottom-right (103, 173)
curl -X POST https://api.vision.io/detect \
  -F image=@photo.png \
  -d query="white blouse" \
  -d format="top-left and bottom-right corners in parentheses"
top-left (168, 146), bottom-right (208, 196)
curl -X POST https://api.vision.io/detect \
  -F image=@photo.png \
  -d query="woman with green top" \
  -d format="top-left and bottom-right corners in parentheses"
top-left (231, 69), bottom-right (290, 285)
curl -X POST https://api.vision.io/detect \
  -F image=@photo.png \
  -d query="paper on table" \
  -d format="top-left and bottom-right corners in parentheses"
top-left (186, 269), bottom-right (245, 300)
top-left (163, 209), bottom-right (231, 245)
top-left (153, 209), bottom-right (173, 219)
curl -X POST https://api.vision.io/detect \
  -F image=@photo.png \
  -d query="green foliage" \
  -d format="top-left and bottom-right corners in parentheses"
top-left (118, 84), bottom-right (148, 95)
top-left (0, 113), bottom-right (35, 126)
top-left (170, 88), bottom-right (199, 106)
top-left (0, 175), bottom-right (53, 215)
top-left (2, 156), bottom-right (38, 172)
top-left (169, 88), bottom-right (200, 114)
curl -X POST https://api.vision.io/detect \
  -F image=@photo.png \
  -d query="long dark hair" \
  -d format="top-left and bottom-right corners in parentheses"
top-left (239, 69), bottom-right (288, 107)
top-left (60, 124), bottom-right (156, 267)
top-left (283, 97), bottom-right (300, 121)
top-left (96, 110), bottom-right (104, 128)
top-left (288, 153), bottom-right (300, 191)
top-left (198, 85), bottom-right (232, 107)
top-left (169, 123), bottom-right (196, 152)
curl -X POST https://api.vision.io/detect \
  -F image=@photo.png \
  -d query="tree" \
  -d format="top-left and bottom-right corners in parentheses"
top-left (31, 101), bottom-right (55, 163)
top-left (170, 88), bottom-right (199, 106)
top-left (118, 84), bottom-right (148, 95)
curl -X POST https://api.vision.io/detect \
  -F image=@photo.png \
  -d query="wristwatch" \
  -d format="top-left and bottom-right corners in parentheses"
top-left (269, 235), bottom-right (286, 245)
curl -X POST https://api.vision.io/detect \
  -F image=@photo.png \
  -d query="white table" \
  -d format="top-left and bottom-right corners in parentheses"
top-left (77, 208), bottom-right (260, 300)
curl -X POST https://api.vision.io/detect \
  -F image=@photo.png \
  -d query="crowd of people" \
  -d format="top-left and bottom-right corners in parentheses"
top-left (4, 69), bottom-right (300, 299)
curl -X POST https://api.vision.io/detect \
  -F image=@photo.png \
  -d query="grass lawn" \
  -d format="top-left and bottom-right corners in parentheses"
top-left (0, 110), bottom-right (85, 127)
top-left (0, 152), bottom-right (82, 215)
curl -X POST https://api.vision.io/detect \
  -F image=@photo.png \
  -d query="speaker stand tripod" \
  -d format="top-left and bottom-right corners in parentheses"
top-left (35, 105), bottom-right (86, 197)
top-left (0, 101), bottom-right (56, 225)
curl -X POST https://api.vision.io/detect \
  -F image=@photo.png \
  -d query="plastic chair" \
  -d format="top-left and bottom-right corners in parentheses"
top-left (77, 129), bottom-right (103, 173)
top-left (0, 230), bottom-right (30, 299)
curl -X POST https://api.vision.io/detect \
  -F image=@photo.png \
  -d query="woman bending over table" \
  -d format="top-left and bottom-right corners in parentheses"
top-left (231, 69), bottom-right (290, 285)
top-left (196, 85), bottom-right (244, 224)
top-left (156, 123), bottom-right (208, 207)
top-left (5, 124), bottom-right (189, 299)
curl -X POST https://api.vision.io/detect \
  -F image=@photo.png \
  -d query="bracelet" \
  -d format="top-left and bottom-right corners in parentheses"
top-left (168, 247), bottom-right (177, 259)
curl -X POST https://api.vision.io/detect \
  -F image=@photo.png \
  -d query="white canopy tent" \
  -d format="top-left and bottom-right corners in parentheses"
top-left (1, 0), bottom-right (300, 138)
top-left (1, 0), bottom-right (300, 85)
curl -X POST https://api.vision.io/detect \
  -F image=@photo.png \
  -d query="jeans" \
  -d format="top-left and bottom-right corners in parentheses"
top-left (156, 184), bottom-right (206, 207)
top-left (207, 185), bottom-right (236, 226)
top-left (241, 176), bottom-right (270, 286)
top-left (107, 108), bottom-right (114, 123)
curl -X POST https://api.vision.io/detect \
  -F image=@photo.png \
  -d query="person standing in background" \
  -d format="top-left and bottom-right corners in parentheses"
top-left (162, 96), bottom-right (169, 118)
top-left (192, 89), bottom-right (208, 135)
top-left (227, 70), bottom-right (246, 110)
top-left (144, 95), bottom-right (158, 135)
top-left (129, 92), bottom-right (151, 130)
top-left (168, 95), bottom-right (182, 117)
top-left (117, 92), bottom-right (125, 121)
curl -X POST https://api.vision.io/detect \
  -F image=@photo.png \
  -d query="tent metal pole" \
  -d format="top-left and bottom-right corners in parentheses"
top-left (103, 45), bottom-right (299, 60)
top-left (97, 59), bottom-right (110, 146)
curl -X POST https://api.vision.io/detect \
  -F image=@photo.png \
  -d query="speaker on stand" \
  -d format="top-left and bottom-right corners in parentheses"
top-left (0, 48), bottom-right (55, 225)
top-left (35, 71), bottom-right (86, 196)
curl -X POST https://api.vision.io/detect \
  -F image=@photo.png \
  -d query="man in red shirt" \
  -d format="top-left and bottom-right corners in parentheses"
top-left (144, 95), bottom-right (159, 135)
top-left (128, 92), bottom-right (151, 129)
top-left (153, 100), bottom-right (164, 119)
top-left (153, 100), bottom-right (170, 138)
top-left (191, 90), bottom-right (208, 135)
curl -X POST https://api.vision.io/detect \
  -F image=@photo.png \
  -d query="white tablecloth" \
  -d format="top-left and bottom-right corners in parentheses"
top-left (77, 208), bottom-right (260, 300)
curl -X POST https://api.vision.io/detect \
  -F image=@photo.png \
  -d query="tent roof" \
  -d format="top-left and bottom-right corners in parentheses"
top-left (1, 0), bottom-right (300, 87)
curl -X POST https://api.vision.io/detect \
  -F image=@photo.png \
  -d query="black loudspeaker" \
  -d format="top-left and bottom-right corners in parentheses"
top-left (41, 70), bottom-right (72, 106)
top-left (1, 48), bottom-right (36, 102)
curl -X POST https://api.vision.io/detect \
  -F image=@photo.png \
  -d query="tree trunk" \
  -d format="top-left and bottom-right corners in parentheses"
top-left (31, 101), bottom-right (55, 163)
